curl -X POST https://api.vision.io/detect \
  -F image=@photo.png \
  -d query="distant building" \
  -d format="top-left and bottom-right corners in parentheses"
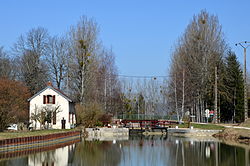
top-left (28, 82), bottom-right (76, 129)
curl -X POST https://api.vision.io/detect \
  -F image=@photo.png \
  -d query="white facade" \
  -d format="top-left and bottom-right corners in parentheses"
top-left (28, 144), bottom-right (75, 166)
top-left (29, 84), bottom-right (75, 130)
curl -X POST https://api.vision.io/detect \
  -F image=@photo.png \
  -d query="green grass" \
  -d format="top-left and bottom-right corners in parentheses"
top-left (175, 123), bottom-right (189, 128)
top-left (174, 123), bottom-right (225, 130)
top-left (0, 129), bottom-right (76, 140)
top-left (190, 123), bottom-right (225, 130)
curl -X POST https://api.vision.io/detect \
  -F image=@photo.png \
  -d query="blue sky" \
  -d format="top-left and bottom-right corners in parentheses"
top-left (0, 0), bottom-right (250, 76)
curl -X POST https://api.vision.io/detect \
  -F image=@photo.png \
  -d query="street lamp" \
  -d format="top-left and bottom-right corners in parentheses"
top-left (235, 41), bottom-right (249, 121)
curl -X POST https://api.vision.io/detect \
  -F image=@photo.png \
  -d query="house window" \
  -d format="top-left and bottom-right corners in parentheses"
top-left (43, 95), bottom-right (55, 104)
top-left (48, 95), bottom-right (53, 103)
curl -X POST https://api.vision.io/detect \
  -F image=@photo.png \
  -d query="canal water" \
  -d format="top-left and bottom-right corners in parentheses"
top-left (0, 135), bottom-right (249, 166)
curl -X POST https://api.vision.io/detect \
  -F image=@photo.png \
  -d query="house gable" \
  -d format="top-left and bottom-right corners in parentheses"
top-left (28, 86), bottom-right (72, 102)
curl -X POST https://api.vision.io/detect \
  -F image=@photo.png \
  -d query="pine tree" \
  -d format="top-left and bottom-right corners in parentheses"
top-left (220, 51), bottom-right (244, 122)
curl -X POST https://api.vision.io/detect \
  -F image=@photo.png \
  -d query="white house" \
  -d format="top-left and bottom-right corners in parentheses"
top-left (28, 82), bottom-right (76, 129)
top-left (28, 143), bottom-right (76, 166)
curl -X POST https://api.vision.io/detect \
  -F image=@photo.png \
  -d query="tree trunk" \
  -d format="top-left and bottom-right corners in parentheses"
top-left (214, 66), bottom-right (218, 123)
top-left (175, 74), bottom-right (179, 121)
top-left (181, 69), bottom-right (185, 121)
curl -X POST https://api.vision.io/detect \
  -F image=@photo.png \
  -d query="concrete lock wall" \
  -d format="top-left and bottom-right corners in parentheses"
top-left (86, 128), bottom-right (129, 137)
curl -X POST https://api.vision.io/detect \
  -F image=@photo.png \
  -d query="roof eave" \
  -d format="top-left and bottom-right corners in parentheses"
top-left (27, 86), bottom-right (73, 102)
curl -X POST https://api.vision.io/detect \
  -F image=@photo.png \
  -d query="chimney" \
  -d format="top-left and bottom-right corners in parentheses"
top-left (47, 82), bottom-right (52, 87)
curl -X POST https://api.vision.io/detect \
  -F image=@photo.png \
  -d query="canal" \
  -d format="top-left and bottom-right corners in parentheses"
top-left (0, 135), bottom-right (249, 166)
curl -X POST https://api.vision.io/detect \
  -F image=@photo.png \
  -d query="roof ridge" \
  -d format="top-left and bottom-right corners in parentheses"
top-left (28, 83), bottom-right (73, 102)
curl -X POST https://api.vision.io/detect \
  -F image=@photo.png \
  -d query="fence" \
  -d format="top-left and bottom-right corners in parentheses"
top-left (117, 114), bottom-right (178, 120)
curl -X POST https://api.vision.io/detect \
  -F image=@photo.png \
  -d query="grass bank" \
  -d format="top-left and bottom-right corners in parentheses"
top-left (240, 119), bottom-right (250, 128)
top-left (177, 123), bottom-right (225, 130)
top-left (214, 128), bottom-right (250, 144)
top-left (0, 129), bottom-right (77, 140)
top-left (214, 119), bottom-right (250, 144)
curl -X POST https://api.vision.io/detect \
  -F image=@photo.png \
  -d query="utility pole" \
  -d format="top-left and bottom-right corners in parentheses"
top-left (137, 95), bottom-right (139, 120)
top-left (235, 41), bottom-right (249, 121)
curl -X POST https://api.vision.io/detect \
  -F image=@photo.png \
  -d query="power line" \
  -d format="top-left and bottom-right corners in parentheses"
top-left (115, 74), bottom-right (203, 79)
top-left (116, 74), bottom-right (170, 79)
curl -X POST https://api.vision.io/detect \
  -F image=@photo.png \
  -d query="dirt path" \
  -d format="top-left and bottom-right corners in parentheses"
top-left (224, 126), bottom-right (250, 130)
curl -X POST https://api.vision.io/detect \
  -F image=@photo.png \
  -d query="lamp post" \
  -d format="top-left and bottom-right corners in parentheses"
top-left (235, 41), bottom-right (249, 121)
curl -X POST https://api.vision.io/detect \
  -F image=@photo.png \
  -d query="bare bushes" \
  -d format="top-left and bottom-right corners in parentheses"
top-left (76, 103), bottom-right (108, 128)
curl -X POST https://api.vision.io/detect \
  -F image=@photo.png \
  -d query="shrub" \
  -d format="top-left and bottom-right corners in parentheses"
top-left (75, 102), bottom-right (104, 128)
top-left (0, 78), bottom-right (30, 131)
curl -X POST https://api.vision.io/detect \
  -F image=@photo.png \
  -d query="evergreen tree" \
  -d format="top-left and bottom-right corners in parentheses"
top-left (220, 51), bottom-right (244, 122)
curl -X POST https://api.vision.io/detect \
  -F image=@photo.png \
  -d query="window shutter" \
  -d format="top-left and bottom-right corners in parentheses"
top-left (43, 95), bottom-right (46, 104)
top-left (53, 95), bottom-right (55, 104)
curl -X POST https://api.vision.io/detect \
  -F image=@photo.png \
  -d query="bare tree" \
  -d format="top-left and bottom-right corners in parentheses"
top-left (46, 36), bottom-right (69, 89)
top-left (167, 10), bottom-right (227, 122)
top-left (97, 48), bottom-right (121, 115)
top-left (13, 27), bottom-right (50, 94)
top-left (65, 16), bottom-right (122, 122)
top-left (68, 16), bottom-right (99, 104)
top-left (120, 76), bottom-right (166, 120)
top-left (20, 50), bottom-right (48, 94)
top-left (13, 27), bottom-right (49, 57)
top-left (0, 46), bottom-right (12, 79)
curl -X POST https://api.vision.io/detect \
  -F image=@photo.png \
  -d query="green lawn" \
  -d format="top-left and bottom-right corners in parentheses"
top-left (191, 123), bottom-right (225, 130)
top-left (0, 129), bottom-right (76, 140)
top-left (176, 123), bottom-right (225, 130)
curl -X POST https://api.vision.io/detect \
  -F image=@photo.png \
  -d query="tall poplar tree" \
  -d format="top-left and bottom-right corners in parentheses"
top-left (167, 10), bottom-right (227, 122)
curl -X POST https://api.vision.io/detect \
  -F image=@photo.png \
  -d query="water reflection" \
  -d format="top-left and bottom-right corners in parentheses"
top-left (0, 158), bottom-right (28, 166)
top-left (71, 140), bottom-right (121, 166)
top-left (28, 144), bottom-right (75, 166)
top-left (0, 135), bottom-right (249, 166)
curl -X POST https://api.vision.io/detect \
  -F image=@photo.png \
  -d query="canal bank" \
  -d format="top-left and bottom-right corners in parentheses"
top-left (85, 128), bottom-right (129, 138)
top-left (213, 120), bottom-right (250, 144)
top-left (2, 133), bottom-right (249, 166)
top-left (167, 128), bottom-right (223, 137)
top-left (214, 127), bottom-right (250, 144)
top-left (0, 129), bottom-right (249, 166)
top-left (84, 126), bottom-right (222, 137)
top-left (83, 121), bottom-right (250, 146)
top-left (0, 130), bottom-right (81, 154)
